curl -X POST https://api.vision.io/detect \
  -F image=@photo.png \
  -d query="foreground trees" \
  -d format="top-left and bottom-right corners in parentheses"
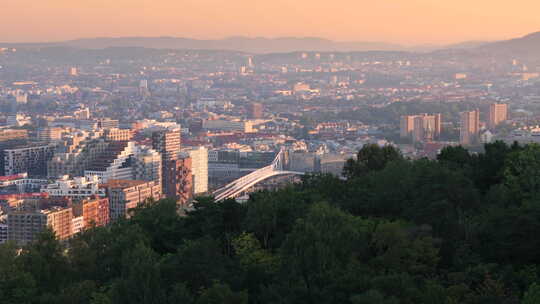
top-left (2, 141), bottom-right (540, 303)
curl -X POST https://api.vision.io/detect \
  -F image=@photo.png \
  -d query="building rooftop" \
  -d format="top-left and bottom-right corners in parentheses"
top-left (100, 179), bottom-right (148, 189)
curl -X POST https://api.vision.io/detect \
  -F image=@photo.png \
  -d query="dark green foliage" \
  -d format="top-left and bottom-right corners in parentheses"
top-left (3, 141), bottom-right (540, 303)
top-left (343, 143), bottom-right (403, 179)
top-left (523, 283), bottom-right (540, 304)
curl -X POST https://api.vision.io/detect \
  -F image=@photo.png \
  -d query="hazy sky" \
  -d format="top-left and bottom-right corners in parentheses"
top-left (2, 0), bottom-right (540, 44)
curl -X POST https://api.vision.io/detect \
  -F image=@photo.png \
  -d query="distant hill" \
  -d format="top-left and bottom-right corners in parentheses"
top-left (1, 36), bottom-right (405, 53)
top-left (478, 31), bottom-right (540, 57)
top-left (446, 40), bottom-right (489, 50)
top-left (3, 32), bottom-right (540, 57)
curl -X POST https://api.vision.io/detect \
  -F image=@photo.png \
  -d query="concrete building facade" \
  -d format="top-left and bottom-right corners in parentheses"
top-left (488, 103), bottom-right (508, 129)
top-left (185, 146), bottom-right (208, 195)
top-left (460, 110), bottom-right (480, 146)
top-left (100, 180), bottom-right (161, 220)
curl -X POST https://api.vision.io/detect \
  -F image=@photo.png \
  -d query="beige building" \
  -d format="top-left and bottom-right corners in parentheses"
top-left (0, 129), bottom-right (28, 142)
top-left (103, 128), bottom-right (133, 141)
top-left (37, 127), bottom-right (64, 142)
top-left (400, 114), bottom-right (441, 143)
top-left (48, 138), bottom-right (109, 178)
top-left (184, 146), bottom-right (208, 195)
top-left (8, 206), bottom-right (73, 244)
top-left (488, 103), bottom-right (508, 129)
top-left (100, 180), bottom-right (161, 220)
top-left (203, 119), bottom-right (253, 133)
top-left (460, 110), bottom-right (480, 146)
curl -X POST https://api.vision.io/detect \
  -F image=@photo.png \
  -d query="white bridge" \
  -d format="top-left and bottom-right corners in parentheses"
top-left (212, 149), bottom-right (304, 201)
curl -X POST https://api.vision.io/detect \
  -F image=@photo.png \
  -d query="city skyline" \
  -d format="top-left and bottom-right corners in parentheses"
top-left (3, 0), bottom-right (540, 45)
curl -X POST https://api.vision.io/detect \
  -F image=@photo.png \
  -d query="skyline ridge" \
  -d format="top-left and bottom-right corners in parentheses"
top-left (4, 30), bottom-right (540, 54)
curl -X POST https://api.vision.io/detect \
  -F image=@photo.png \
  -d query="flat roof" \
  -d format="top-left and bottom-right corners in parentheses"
top-left (100, 179), bottom-right (149, 189)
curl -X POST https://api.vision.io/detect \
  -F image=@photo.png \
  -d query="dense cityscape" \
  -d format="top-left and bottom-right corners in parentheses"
top-left (1, 37), bottom-right (539, 243)
top-left (3, 10), bottom-right (540, 302)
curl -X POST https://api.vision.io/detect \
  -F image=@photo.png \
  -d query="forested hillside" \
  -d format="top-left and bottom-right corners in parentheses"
top-left (3, 141), bottom-right (540, 304)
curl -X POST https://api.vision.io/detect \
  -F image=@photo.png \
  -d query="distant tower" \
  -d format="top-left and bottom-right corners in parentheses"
top-left (139, 79), bottom-right (149, 96)
top-left (247, 102), bottom-right (263, 119)
top-left (152, 129), bottom-right (182, 199)
top-left (70, 67), bottom-right (78, 76)
top-left (247, 56), bottom-right (254, 68)
top-left (402, 113), bottom-right (441, 143)
top-left (460, 110), bottom-right (480, 146)
top-left (488, 103), bottom-right (508, 129)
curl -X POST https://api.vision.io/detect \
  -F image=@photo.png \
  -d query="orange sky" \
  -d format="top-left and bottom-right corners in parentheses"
top-left (2, 0), bottom-right (540, 44)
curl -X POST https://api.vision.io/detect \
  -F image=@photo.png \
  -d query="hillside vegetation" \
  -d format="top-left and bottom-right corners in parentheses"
top-left (2, 142), bottom-right (540, 304)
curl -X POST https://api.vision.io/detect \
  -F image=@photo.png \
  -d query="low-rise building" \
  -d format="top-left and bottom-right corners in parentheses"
top-left (100, 180), bottom-right (161, 220)
top-left (203, 119), bottom-right (253, 133)
top-left (0, 129), bottom-right (28, 142)
top-left (8, 206), bottom-right (73, 244)
top-left (72, 197), bottom-right (110, 229)
top-left (41, 175), bottom-right (105, 198)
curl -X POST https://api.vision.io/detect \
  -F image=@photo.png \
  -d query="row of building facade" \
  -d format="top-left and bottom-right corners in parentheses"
top-left (399, 103), bottom-right (508, 146)
top-left (0, 127), bottom-right (210, 244)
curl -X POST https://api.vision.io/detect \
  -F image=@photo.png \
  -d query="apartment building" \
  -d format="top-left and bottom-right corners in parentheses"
top-left (71, 197), bottom-right (110, 229)
top-left (460, 110), bottom-right (480, 146)
top-left (488, 103), bottom-right (508, 129)
top-left (8, 206), bottom-right (73, 244)
top-left (185, 146), bottom-right (208, 195)
top-left (400, 114), bottom-right (442, 142)
top-left (2, 142), bottom-right (56, 177)
top-left (100, 180), bottom-right (161, 220)
top-left (41, 175), bottom-right (106, 198)
top-left (0, 129), bottom-right (28, 142)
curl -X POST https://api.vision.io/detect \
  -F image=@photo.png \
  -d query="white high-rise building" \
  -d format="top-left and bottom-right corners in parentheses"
top-left (185, 146), bottom-right (208, 195)
top-left (133, 146), bottom-right (162, 187)
top-left (84, 142), bottom-right (162, 184)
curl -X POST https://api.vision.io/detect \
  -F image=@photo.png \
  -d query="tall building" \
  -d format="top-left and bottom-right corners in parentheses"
top-left (73, 107), bottom-right (90, 120)
top-left (133, 146), bottom-right (162, 186)
top-left (185, 146), bottom-right (208, 195)
top-left (488, 103), bottom-right (508, 129)
top-left (1, 142), bottom-right (56, 177)
top-left (400, 115), bottom-right (414, 138)
top-left (152, 129), bottom-right (181, 197)
top-left (100, 180), bottom-right (161, 220)
top-left (163, 156), bottom-right (192, 205)
top-left (400, 114), bottom-right (441, 142)
top-left (48, 137), bottom-right (109, 178)
top-left (152, 129), bottom-right (181, 162)
top-left (139, 79), bottom-right (150, 96)
top-left (84, 141), bottom-right (135, 183)
top-left (460, 110), bottom-right (480, 146)
top-left (247, 102), bottom-right (263, 119)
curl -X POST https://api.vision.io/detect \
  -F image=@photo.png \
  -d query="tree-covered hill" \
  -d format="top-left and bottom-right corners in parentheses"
top-left (3, 141), bottom-right (540, 303)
